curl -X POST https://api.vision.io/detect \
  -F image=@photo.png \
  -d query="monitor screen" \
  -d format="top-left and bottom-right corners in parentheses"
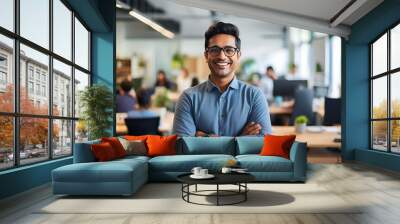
top-left (273, 80), bottom-right (308, 97)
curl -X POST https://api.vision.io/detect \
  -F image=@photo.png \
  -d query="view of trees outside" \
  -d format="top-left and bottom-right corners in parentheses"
top-left (0, 85), bottom-right (60, 168)
top-left (0, 0), bottom-right (90, 170)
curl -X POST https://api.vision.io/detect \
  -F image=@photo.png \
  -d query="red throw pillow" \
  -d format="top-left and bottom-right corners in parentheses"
top-left (260, 134), bottom-right (296, 159)
top-left (146, 135), bottom-right (177, 157)
top-left (91, 142), bottom-right (117, 161)
top-left (101, 137), bottom-right (126, 158)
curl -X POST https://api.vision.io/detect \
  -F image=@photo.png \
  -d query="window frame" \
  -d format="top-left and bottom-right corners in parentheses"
top-left (370, 21), bottom-right (400, 154)
top-left (0, 0), bottom-right (92, 171)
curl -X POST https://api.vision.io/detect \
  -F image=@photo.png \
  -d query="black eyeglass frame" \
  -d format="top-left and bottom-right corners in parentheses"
top-left (205, 46), bottom-right (240, 57)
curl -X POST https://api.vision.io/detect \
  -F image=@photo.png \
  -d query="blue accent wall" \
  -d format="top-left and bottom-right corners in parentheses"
top-left (0, 0), bottom-right (116, 200)
top-left (343, 0), bottom-right (400, 171)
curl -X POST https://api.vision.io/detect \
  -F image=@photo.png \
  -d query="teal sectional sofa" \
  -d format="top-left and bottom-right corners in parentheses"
top-left (52, 137), bottom-right (307, 196)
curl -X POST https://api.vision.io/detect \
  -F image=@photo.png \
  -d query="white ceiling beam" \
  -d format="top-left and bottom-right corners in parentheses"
top-left (168, 0), bottom-right (351, 38)
top-left (330, 0), bottom-right (368, 27)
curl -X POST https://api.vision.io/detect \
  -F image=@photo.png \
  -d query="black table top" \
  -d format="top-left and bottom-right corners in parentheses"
top-left (177, 172), bottom-right (255, 185)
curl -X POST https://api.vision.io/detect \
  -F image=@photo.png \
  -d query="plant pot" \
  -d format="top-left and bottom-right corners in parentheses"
top-left (295, 123), bottom-right (306, 133)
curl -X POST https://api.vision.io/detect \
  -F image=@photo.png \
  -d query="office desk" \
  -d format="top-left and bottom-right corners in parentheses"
top-left (272, 126), bottom-right (341, 149)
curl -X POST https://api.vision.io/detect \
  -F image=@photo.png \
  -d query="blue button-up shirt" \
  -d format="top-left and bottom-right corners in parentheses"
top-left (172, 77), bottom-right (272, 137)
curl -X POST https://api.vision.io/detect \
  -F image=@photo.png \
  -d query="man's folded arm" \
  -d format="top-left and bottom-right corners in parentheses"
top-left (248, 89), bottom-right (272, 135)
top-left (172, 92), bottom-right (196, 137)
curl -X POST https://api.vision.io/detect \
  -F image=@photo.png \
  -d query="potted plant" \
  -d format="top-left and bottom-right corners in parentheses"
top-left (79, 84), bottom-right (113, 140)
top-left (295, 115), bottom-right (308, 133)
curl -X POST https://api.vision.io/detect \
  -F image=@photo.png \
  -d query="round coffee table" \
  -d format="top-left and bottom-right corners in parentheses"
top-left (177, 173), bottom-right (255, 206)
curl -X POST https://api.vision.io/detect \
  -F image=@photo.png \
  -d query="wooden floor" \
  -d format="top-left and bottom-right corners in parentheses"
top-left (1, 160), bottom-right (400, 224)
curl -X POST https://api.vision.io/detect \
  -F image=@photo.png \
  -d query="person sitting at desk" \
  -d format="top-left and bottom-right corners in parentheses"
top-left (259, 66), bottom-right (278, 104)
top-left (127, 88), bottom-right (158, 118)
top-left (154, 70), bottom-right (173, 90)
top-left (116, 79), bottom-right (136, 113)
top-left (173, 22), bottom-right (272, 137)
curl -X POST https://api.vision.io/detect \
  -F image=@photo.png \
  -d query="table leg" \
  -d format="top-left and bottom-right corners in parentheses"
top-left (217, 184), bottom-right (219, 206)
top-left (245, 183), bottom-right (247, 201)
top-left (195, 184), bottom-right (197, 192)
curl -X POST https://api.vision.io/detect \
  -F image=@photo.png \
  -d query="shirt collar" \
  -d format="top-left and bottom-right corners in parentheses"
top-left (206, 76), bottom-right (239, 92)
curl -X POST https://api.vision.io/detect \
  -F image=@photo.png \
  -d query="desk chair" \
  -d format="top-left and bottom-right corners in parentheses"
top-left (290, 89), bottom-right (315, 125)
top-left (124, 117), bottom-right (160, 135)
top-left (323, 97), bottom-right (341, 126)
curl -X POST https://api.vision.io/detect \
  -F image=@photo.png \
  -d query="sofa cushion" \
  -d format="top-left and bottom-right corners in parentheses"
top-left (147, 135), bottom-right (177, 157)
top-left (235, 136), bottom-right (264, 155)
top-left (148, 154), bottom-right (235, 172)
top-left (53, 158), bottom-right (147, 183)
top-left (179, 137), bottom-right (235, 155)
top-left (91, 142), bottom-right (118, 161)
top-left (101, 137), bottom-right (127, 158)
top-left (236, 155), bottom-right (293, 172)
top-left (260, 135), bottom-right (296, 159)
top-left (118, 137), bottom-right (147, 156)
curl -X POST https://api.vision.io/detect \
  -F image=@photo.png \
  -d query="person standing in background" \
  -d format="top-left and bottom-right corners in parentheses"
top-left (259, 66), bottom-right (278, 104)
top-left (285, 63), bottom-right (300, 80)
top-left (176, 68), bottom-right (193, 93)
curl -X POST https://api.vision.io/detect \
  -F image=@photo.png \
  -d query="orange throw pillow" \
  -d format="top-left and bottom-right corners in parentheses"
top-left (124, 135), bottom-right (149, 141)
top-left (260, 134), bottom-right (296, 159)
top-left (101, 137), bottom-right (126, 158)
top-left (91, 142), bottom-right (117, 161)
top-left (146, 135), bottom-right (177, 157)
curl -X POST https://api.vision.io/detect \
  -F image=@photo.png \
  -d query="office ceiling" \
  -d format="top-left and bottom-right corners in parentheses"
top-left (168, 0), bottom-right (384, 37)
top-left (117, 0), bottom-right (384, 38)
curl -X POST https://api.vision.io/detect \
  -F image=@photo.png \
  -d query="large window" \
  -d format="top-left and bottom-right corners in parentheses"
top-left (370, 23), bottom-right (400, 153)
top-left (0, 0), bottom-right (91, 171)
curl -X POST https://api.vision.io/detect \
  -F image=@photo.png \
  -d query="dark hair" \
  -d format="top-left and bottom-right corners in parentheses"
top-left (204, 22), bottom-right (241, 50)
top-left (136, 88), bottom-right (152, 108)
top-left (267, 66), bottom-right (274, 71)
top-left (120, 79), bottom-right (132, 93)
top-left (157, 70), bottom-right (166, 76)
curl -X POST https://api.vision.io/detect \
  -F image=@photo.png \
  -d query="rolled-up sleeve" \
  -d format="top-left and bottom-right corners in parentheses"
top-left (172, 92), bottom-right (196, 137)
top-left (248, 89), bottom-right (272, 135)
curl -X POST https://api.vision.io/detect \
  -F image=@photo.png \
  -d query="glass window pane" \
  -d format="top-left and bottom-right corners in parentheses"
top-left (0, 0), bottom-right (14, 31)
top-left (20, 0), bottom-right (49, 49)
top-left (0, 35), bottom-right (14, 112)
top-left (53, 0), bottom-right (72, 60)
top-left (20, 44), bottom-right (49, 115)
top-left (391, 72), bottom-right (400, 118)
top-left (53, 59), bottom-right (72, 117)
top-left (74, 18), bottom-right (89, 70)
top-left (372, 121), bottom-right (388, 151)
top-left (0, 116), bottom-right (14, 170)
top-left (53, 119), bottom-right (72, 158)
top-left (391, 120), bottom-right (400, 153)
top-left (372, 33), bottom-right (387, 76)
top-left (75, 120), bottom-right (88, 143)
top-left (372, 77), bottom-right (387, 119)
top-left (74, 69), bottom-right (89, 118)
top-left (391, 24), bottom-right (400, 70)
top-left (20, 117), bottom-right (49, 165)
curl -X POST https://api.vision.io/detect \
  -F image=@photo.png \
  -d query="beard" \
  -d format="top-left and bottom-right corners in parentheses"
top-left (208, 59), bottom-right (235, 77)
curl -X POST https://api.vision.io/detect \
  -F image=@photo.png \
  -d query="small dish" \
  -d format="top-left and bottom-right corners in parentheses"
top-left (190, 174), bottom-right (215, 179)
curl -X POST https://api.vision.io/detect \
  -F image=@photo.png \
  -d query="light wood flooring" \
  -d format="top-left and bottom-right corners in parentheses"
top-left (1, 159), bottom-right (400, 224)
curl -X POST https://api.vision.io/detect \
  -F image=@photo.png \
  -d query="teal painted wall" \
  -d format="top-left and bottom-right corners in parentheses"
top-left (91, 1), bottom-right (116, 135)
top-left (0, 0), bottom-right (115, 200)
top-left (343, 0), bottom-right (400, 171)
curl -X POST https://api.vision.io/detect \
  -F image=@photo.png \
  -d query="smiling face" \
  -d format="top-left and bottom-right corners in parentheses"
top-left (204, 34), bottom-right (241, 79)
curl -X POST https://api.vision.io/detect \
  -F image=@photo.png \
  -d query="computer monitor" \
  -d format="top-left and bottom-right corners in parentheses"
top-left (273, 79), bottom-right (308, 98)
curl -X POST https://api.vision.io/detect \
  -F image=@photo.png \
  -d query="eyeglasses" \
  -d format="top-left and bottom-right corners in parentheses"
top-left (206, 46), bottom-right (239, 57)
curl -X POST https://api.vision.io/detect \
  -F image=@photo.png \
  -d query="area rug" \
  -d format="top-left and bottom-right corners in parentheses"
top-left (37, 183), bottom-right (361, 214)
